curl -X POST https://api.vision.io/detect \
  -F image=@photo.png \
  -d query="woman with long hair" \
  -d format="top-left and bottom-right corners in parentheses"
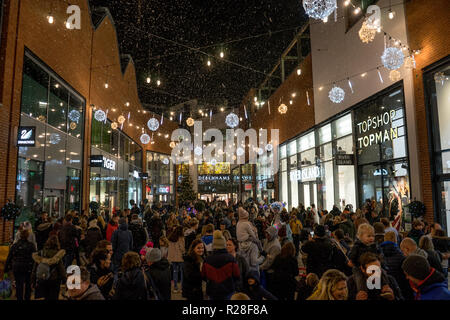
top-left (270, 241), bottom-right (298, 300)
top-left (182, 239), bottom-right (205, 300)
top-left (307, 269), bottom-right (348, 300)
top-left (167, 225), bottom-right (185, 293)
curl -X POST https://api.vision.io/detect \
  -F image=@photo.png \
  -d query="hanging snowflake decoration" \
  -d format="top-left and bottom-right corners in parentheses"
top-left (236, 147), bottom-right (244, 156)
top-left (94, 109), bottom-right (106, 122)
top-left (257, 148), bottom-right (264, 155)
top-left (328, 86), bottom-right (345, 103)
top-left (111, 122), bottom-right (118, 130)
top-left (389, 70), bottom-right (401, 82)
top-left (265, 144), bottom-right (273, 152)
top-left (225, 112), bottom-right (239, 128)
top-left (68, 110), bottom-right (81, 123)
top-left (169, 141), bottom-right (176, 148)
top-left (210, 159), bottom-right (217, 166)
top-left (147, 117), bottom-right (160, 131)
top-left (381, 47), bottom-right (404, 70)
top-left (130, 155), bottom-right (135, 161)
top-left (162, 158), bottom-right (169, 165)
top-left (302, 0), bottom-right (337, 20)
top-left (186, 117), bottom-right (195, 127)
top-left (194, 146), bottom-right (203, 156)
top-left (278, 104), bottom-right (288, 114)
top-left (140, 133), bottom-right (151, 145)
top-left (69, 122), bottom-right (77, 130)
top-left (117, 115), bottom-right (126, 124)
top-left (49, 133), bottom-right (61, 145)
top-left (359, 21), bottom-right (376, 43)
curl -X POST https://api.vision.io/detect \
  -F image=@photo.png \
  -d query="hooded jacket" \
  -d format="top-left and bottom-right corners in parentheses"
top-left (128, 220), bottom-right (148, 253)
top-left (348, 239), bottom-right (381, 267)
top-left (201, 248), bottom-right (240, 300)
top-left (411, 268), bottom-right (450, 300)
top-left (243, 269), bottom-right (277, 300)
top-left (182, 254), bottom-right (203, 300)
top-left (145, 258), bottom-right (171, 300)
top-left (111, 223), bottom-right (133, 266)
top-left (35, 222), bottom-right (53, 250)
top-left (31, 249), bottom-right (66, 283)
top-left (260, 227), bottom-right (281, 272)
top-left (236, 208), bottom-right (258, 243)
top-left (113, 267), bottom-right (147, 300)
top-left (106, 221), bottom-right (118, 242)
top-left (83, 223), bottom-right (103, 257)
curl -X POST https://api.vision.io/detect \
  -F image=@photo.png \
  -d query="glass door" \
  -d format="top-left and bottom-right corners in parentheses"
top-left (43, 189), bottom-right (64, 218)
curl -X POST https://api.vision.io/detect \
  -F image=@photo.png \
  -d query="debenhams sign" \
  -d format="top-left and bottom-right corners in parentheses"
top-left (356, 110), bottom-right (399, 149)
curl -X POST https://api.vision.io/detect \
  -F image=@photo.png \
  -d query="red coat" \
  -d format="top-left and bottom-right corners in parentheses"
top-left (106, 222), bottom-right (118, 242)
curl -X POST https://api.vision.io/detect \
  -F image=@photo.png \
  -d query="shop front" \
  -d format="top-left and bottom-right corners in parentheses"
top-left (198, 162), bottom-right (234, 203)
top-left (146, 152), bottom-right (175, 205)
top-left (15, 52), bottom-right (84, 218)
top-left (89, 116), bottom-right (142, 212)
top-left (256, 153), bottom-right (275, 203)
top-left (424, 56), bottom-right (450, 234)
top-left (279, 83), bottom-right (410, 214)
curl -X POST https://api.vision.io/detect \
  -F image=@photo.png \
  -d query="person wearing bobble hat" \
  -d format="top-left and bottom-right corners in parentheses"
top-left (201, 230), bottom-right (240, 300)
top-left (144, 248), bottom-right (171, 300)
top-left (402, 254), bottom-right (450, 300)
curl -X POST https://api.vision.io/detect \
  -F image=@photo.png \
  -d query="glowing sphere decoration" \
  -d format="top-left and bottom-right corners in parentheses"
top-left (404, 56), bottom-right (416, 69)
top-left (140, 133), bottom-right (151, 145)
top-left (162, 158), bottom-right (169, 165)
top-left (302, 0), bottom-right (337, 20)
top-left (111, 122), bottom-right (118, 130)
top-left (117, 115), bottom-right (126, 124)
top-left (236, 147), bottom-right (244, 157)
top-left (147, 117), bottom-right (160, 131)
top-left (210, 159), bottom-right (217, 166)
top-left (381, 47), bottom-right (404, 70)
top-left (94, 110), bottom-right (106, 122)
top-left (194, 146), bottom-right (203, 156)
top-left (328, 86), bottom-right (345, 104)
top-left (68, 110), bottom-right (81, 123)
top-left (130, 155), bottom-right (135, 161)
top-left (186, 117), bottom-right (195, 127)
top-left (69, 122), bottom-right (77, 130)
top-left (257, 148), bottom-right (264, 155)
top-left (169, 141), bottom-right (176, 148)
top-left (359, 21), bottom-right (376, 43)
top-left (265, 144), bottom-right (273, 152)
top-left (278, 104), bottom-right (288, 114)
top-left (225, 112), bottom-right (239, 128)
top-left (389, 70), bottom-right (401, 82)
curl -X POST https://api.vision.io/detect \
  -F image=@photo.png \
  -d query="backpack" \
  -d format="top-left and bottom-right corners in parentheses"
top-left (36, 251), bottom-right (53, 281)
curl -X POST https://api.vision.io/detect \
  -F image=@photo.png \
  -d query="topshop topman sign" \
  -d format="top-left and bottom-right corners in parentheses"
top-left (90, 155), bottom-right (116, 171)
top-left (356, 110), bottom-right (399, 149)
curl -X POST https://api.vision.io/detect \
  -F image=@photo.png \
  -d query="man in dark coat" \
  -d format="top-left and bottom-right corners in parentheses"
top-left (58, 214), bottom-right (80, 268)
top-left (201, 231), bottom-right (240, 300)
top-left (148, 212), bottom-right (163, 248)
top-left (144, 248), bottom-right (171, 300)
top-left (301, 225), bottom-right (336, 278)
top-left (83, 219), bottom-right (103, 259)
top-left (111, 218), bottom-right (133, 273)
top-left (128, 214), bottom-right (148, 253)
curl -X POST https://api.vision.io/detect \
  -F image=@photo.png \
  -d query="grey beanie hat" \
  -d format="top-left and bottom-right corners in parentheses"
top-left (145, 248), bottom-right (162, 263)
top-left (402, 254), bottom-right (431, 280)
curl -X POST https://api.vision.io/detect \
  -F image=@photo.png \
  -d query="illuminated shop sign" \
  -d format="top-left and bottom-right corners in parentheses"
top-left (90, 155), bottom-right (116, 171)
top-left (233, 175), bottom-right (252, 181)
top-left (373, 169), bottom-right (389, 176)
top-left (198, 175), bottom-right (230, 182)
top-left (289, 166), bottom-right (322, 182)
top-left (356, 110), bottom-right (399, 148)
top-left (17, 126), bottom-right (36, 147)
top-left (158, 186), bottom-right (170, 193)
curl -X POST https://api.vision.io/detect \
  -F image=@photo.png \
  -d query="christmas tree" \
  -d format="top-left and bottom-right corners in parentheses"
top-left (178, 175), bottom-right (197, 206)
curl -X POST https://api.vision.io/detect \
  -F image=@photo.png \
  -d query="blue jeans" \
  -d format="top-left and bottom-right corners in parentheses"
top-left (172, 262), bottom-right (183, 290)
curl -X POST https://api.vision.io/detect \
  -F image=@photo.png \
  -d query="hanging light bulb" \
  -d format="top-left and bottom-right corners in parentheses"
top-left (65, 21), bottom-right (71, 29)
top-left (207, 60), bottom-right (211, 67)
top-left (388, 9), bottom-right (395, 20)
top-left (146, 77), bottom-right (151, 84)
top-left (297, 68), bottom-right (301, 76)
top-left (47, 15), bottom-right (54, 24)
top-left (344, 0), bottom-right (350, 6)
top-left (125, 102), bottom-right (130, 107)
top-left (220, 107), bottom-right (224, 112)
top-left (220, 51), bottom-right (224, 58)
top-left (157, 79), bottom-right (161, 86)
top-left (354, 7), bottom-right (361, 14)
top-left (323, 16), bottom-right (328, 23)
top-left (104, 82), bottom-right (109, 89)
top-left (377, 68), bottom-right (384, 83)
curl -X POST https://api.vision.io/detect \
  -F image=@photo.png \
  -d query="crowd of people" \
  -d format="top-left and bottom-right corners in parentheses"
top-left (2, 197), bottom-right (450, 301)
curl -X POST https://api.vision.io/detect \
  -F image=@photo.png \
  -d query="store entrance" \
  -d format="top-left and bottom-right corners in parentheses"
top-left (43, 189), bottom-right (64, 218)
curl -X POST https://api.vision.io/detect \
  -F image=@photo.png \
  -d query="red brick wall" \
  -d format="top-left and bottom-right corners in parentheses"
top-left (405, 0), bottom-right (450, 223)
top-left (0, 0), bottom-right (178, 217)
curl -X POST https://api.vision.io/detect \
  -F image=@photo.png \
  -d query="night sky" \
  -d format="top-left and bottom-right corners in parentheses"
top-left (88, 0), bottom-right (308, 114)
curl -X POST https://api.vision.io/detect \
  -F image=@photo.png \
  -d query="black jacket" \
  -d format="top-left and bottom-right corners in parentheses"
top-left (83, 227), bottom-right (103, 258)
top-left (270, 255), bottom-right (298, 300)
top-left (145, 258), bottom-right (171, 300)
top-left (5, 239), bottom-right (36, 274)
top-left (113, 267), bottom-right (147, 300)
top-left (87, 263), bottom-right (114, 299)
top-left (235, 253), bottom-right (249, 292)
top-left (243, 270), bottom-right (277, 300)
top-left (301, 237), bottom-right (335, 277)
top-left (35, 222), bottom-right (52, 251)
top-left (348, 239), bottom-right (381, 267)
top-left (347, 271), bottom-right (404, 300)
top-left (128, 221), bottom-right (147, 253)
top-left (111, 223), bottom-right (133, 266)
top-left (58, 223), bottom-right (79, 254)
top-left (182, 254), bottom-right (204, 300)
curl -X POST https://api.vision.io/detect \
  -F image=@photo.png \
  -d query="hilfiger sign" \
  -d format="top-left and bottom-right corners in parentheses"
top-left (90, 155), bottom-right (116, 171)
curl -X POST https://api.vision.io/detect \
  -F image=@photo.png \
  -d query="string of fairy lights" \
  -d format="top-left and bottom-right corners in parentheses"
top-left (43, 0), bottom-right (420, 156)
